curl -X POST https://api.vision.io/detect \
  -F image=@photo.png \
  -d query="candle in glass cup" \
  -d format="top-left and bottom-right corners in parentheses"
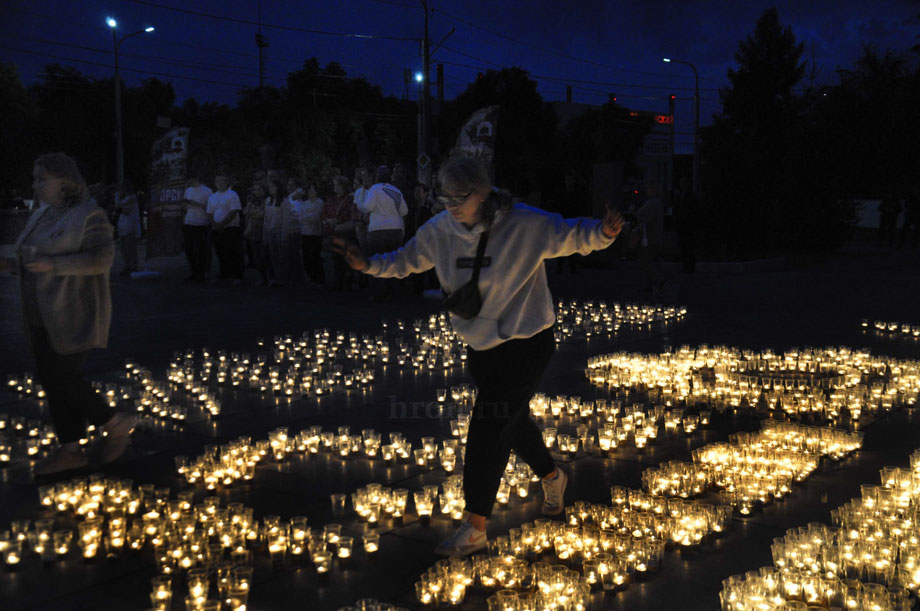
top-left (227, 585), bottom-right (249, 611)
top-left (3, 540), bottom-right (22, 566)
top-left (363, 532), bottom-right (379, 555)
top-left (337, 536), bottom-right (353, 559)
top-left (314, 550), bottom-right (332, 573)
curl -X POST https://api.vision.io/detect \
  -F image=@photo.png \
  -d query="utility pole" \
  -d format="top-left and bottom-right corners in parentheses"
top-left (669, 94), bottom-right (676, 192)
top-left (662, 58), bottom-right (700, 195)
top-left (418, 0), bottom-right (431, 185)
top-left (255, 0), bottom-right (268, 89)
top-left (107, 17), bottom-right (154, 185)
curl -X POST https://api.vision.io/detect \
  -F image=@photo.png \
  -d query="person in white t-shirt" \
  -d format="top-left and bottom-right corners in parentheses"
top-left (298, 183), bottom-right (326, 285)
top-left (181, 174), bottom-right (212, 282)
top-left (353, 168), bottom-right (372, 250)
top-left (114, 181), bottom-right (141, 277)
top-left (206, 174), bottom-right (243, 283)
top-left (357, 165), bottom-right (408, 300)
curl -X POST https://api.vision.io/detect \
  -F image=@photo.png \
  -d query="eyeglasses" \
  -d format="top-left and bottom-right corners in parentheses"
top-left (436, 190), bottom-right (472, 208)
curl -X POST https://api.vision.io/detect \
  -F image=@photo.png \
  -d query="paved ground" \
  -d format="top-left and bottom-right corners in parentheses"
top-left (0, 241), bottom-right (918, 610)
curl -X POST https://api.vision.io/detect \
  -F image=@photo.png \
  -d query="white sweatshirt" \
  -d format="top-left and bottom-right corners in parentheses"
top-left (365, 203), bottom-right (616, 350)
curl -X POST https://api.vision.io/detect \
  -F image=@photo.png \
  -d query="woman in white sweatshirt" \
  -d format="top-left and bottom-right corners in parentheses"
top-left (331, 156), bottom-right (624, 557)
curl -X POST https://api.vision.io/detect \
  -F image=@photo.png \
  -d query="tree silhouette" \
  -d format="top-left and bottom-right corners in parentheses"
top-left (701, 7), bottom-right (854, 256)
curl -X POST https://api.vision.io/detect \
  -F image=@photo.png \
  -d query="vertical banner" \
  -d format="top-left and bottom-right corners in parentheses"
top-left (146, 128), bottom-right (190, 258)
top-left (452, 105), bottom-right (500, 176)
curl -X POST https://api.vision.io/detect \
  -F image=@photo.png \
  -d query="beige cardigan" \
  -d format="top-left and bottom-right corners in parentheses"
top-left (15, 199), bottom-right (114, 355)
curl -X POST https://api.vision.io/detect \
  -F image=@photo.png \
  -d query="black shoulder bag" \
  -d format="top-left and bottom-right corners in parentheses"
top-left (442, 230), bottom-right (490, 320)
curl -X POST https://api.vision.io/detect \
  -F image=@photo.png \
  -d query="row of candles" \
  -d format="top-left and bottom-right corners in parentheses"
top-left (0, 473), bottom-right (398, 609)
top-left (586, 346), bottom-right (919, 427)
top-left (719, 447), bottom-right (920, 610)
top-left (641, 422), bottom-right (863, 513)
top-left (529, 392), bottom-right (711, 453)
top-left (862, 319), bottom-right (920, 340)
top-left (553, 301), bottom-right (687, 341)
top-left (413, 486), bottom-right (734, 607)
top-left (176, 418), bottom-right (473, 491)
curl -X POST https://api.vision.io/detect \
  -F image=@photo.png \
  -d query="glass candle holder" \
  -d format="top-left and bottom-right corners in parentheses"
top-left (53, 529), bottom-right (73, 557)
top-left (230, 565), bottom-right (253, 593)
top-left (337, 536), bottom-right (353, 559)
top-left (187, 567), bottom-right (210, 600)
top-left (330, 494), bottom-right (347, 518)
top-left (363, 532), bottom-right (379, 555)
top-left (314, 550), bottom-right (332, 574)
top-left (3, 540), bottom-right (22, 567)
top-left (227, 585), bottom-right (249, 611)
top-left (323, 523), bottom-right (342, 546)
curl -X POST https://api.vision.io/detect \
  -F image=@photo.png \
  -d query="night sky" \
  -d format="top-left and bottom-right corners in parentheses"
top-left (1, 0), bottom-right (917, 154)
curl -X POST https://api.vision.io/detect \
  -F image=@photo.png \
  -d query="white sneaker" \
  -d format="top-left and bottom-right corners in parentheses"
top-left (541, 468), bottom-right (567, 515)
top-left (434, 522), bottom-right (488, 557)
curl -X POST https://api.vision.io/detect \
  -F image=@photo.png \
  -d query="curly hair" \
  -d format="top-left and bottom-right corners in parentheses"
top-left (34, 152), bottom-right (90, 206)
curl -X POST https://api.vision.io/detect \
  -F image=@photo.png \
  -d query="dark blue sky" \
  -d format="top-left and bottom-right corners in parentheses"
top-left (1, 0), bottom-right (917, 153)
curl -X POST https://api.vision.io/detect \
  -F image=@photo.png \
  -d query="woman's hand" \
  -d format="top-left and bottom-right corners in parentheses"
top-left (24, 257), bottom-right (54, 273)
top-left (601, 208), bottom-right (625, 239)
top-left (328, 236), bottom-right (369, 272)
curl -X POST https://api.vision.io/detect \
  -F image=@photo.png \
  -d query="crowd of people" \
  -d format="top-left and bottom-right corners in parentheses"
top-left (175, 162), bottom-right (442, 300)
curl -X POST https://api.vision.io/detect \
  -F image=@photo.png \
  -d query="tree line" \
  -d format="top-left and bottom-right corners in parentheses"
top-left (1, 7), bottom-right (917, 257)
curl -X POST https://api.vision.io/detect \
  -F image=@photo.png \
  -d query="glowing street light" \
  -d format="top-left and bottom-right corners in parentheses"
top-left (414, 72), bottom-right (424, 83)
top-left (106, 17), bottom-right (155, 183)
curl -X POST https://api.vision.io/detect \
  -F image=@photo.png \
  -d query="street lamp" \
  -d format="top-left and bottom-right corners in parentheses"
top-left (663, 57), bottom-right (700, 195)
top-left (107, 17), bottom-right (154, 184)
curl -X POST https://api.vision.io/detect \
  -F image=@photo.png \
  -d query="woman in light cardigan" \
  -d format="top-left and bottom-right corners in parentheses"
top-left (0, 153), bottom-right (134, 475)
top-left (332, 156), bottom-right (624, 557)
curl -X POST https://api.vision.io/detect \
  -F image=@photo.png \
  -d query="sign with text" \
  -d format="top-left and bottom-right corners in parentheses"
top-left (643, 135), bottom-right (672, 159)
top-left (147, 128), bottom-right (189, 258)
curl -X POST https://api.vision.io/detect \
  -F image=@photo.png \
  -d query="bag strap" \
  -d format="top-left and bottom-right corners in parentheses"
top-left (470, 230), bottom-right (490, 283)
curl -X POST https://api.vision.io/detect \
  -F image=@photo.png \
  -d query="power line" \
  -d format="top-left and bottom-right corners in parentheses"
top-left (2, 45), bottom-right (261, 89)
top-left (438, 46), bottom-right (718, 93)
top-left (128, 0), bottom-right (420, 42)
top-left (430, 6), bottom-right (710, 82)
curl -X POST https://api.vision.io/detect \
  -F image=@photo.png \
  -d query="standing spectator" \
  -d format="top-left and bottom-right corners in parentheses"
top-left (673, 176), bottom-right (700, 273)
top-left (878, 193), bottom-right (902, 249)
top-left (298, 183), bottom-right (326, 286)
top-left (283, 178), bottom-right (306, 284)
top-left (898, 186), bottom-right (919, 251)
top-left (114, 181), bottom-right (141, 277)
top-left (353, 168), bottom-right (372, 250)
top-left (331, 156), bottom-right (625, 556)
top-left (262, 179), bottom-right (286, 286)
top-left (353, 168), bottom-right (373, 290)
top-left (323, 175), bottom-right (357, 290)
top-left (0, 153), bottom-right (133, 474)
top-left (181, 174), bottom-right (212, 282)
top-left (207, 174), bottom-right (243, 284)
top-left (635, 181), bottom-right (666, 296)
top-left (243, 182), bottom-right (268, 284)
top-left (358, 165), bottom-right (408, 301)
